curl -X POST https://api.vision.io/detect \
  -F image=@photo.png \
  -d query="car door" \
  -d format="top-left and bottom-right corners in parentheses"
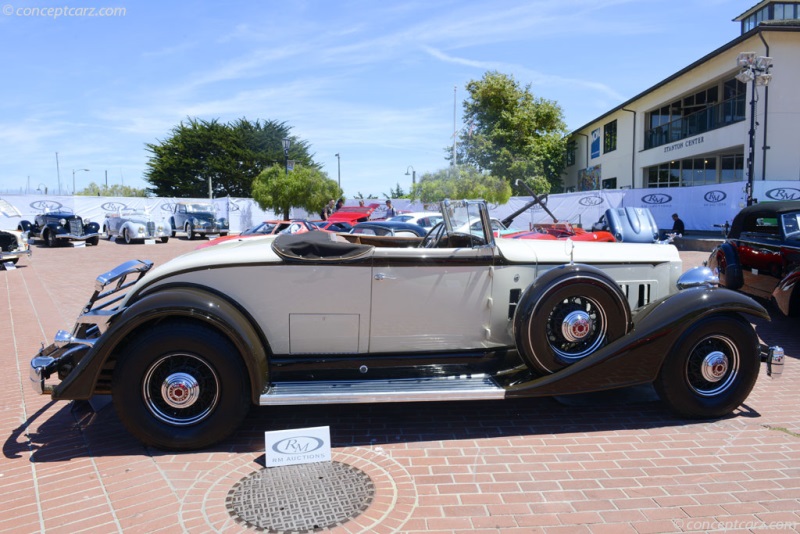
top-left (368, 245), bottom-right (494, 353)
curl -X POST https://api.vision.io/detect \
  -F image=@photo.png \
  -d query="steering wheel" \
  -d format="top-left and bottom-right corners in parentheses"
top-left (420, 222), bottom-right (445, 248)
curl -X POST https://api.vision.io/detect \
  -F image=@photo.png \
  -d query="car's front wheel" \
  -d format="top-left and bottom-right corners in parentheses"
top-left (655, 314), bottom-right (759, 419)
top-left (87, 236), bottom-right (100, 246)
top-left (44, 229), bottom-right (56, 247)
top-left (112, 321), bottom-right (251, 450)
top-left (160, 236), bottom-right (169, 244)
top-left (186, 223), bottom-right (195, 240)
top-left (123, 228), bottom-right (133, 244)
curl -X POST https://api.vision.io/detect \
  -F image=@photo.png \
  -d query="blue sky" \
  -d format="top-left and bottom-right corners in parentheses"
top-left (0, 0), bottom-right (755, 198)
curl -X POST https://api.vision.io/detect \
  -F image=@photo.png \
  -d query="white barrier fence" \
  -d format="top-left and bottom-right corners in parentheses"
top-left (2, 180), bottom-right (798, 233)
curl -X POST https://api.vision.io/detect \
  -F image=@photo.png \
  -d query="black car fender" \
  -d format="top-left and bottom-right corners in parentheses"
top-left (52, 285), bottom-right (270, 404)
top-left (505, 287), bottom-right (768, 398)
top-left (710, 242), bottom-right (743, 290)
top-left (86, 221), bottom-right (101, 234)
top-left (18, 220), bottom-right (32, 233)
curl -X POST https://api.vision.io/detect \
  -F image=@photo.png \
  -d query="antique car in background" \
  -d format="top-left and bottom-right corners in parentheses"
top-left (20, 208), bottom-right (100, 247)
top-left (30, 199), bottom-right (782, 450)
top-left (349, 220), bottom-right (428, 237)
top-left (1, 228), bottom-right (32, 266)
top-left (103, 208), bottom-right (171, 244)
top-left (197, 219), bottom-right (317, 249)
top-left (708, 200), bottom-right (800, 316)
top-left (388, 211), bottom-right (444, 228)
top-left (169, 202), bottom-right (228, 240)
top-left (1, 198), bottom-right (32, 266)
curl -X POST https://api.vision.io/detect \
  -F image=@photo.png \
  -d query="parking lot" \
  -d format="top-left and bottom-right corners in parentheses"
top-left (2, 237), bottom-right (799, 533)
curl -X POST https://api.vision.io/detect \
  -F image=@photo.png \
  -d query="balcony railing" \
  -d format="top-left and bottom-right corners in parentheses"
top-left (645, 94), bottom-right (746, 150)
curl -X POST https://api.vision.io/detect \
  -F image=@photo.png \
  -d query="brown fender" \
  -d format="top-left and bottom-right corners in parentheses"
top-left (52, 285), bottom-right (270, 404)
top-left (506, 287), bottom-right (769, 398)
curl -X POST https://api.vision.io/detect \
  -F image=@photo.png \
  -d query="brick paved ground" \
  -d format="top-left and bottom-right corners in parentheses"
top-left (1, 238), bottom-right (798, 533)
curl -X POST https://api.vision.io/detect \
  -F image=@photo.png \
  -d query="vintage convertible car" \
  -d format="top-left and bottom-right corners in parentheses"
top-left (1, 198), bottom-right (32, 266)
top-left (169, 201), bottom-right (229, 240)
top-left (20, 208), bottom-right (100, 247)
top-left (1, 227), bottom-right (32, 266)
top-left (29, 200), bottom-right (783, 450)
top-left (103, 209), bottom-right (171, 244)
top-left (708, 200), bottom-right (800, 316)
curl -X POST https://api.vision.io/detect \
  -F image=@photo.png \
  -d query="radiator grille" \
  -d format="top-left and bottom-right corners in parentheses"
top-left (68, 219), bottom-right (83, 236)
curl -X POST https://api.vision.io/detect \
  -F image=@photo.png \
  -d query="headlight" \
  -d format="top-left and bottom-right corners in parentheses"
top-left (677, 266), bottom-right (719, 290)
top-left (59, 218), bottom-right (67, 226)
top-left (137, 225), bottom-right (145, 234)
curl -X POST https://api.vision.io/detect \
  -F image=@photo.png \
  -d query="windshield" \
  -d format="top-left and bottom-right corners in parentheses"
top-left (187, 203), bottom-right (214, 213)
top-left (441, 200), bottom-right (491, 245)
top-left (782, 212), bottom-right (800, 237)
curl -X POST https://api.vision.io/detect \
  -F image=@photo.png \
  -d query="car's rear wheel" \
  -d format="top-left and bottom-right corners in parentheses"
top-left (111, 321), bottom-right (251, 450)
top-left (44, 229), bottom-right (56, 247)
top-left (515, 272), bottom-right (631, 374)
top-left (655, 314), bottom-right (759, 418)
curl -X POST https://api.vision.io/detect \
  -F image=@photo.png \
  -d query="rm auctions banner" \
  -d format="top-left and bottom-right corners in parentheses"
top-left (2, 181), bottom-right (798, 234)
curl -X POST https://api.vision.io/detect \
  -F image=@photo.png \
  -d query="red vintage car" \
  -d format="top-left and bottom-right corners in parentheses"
top-left (708, 200), bottom-right (800, 316)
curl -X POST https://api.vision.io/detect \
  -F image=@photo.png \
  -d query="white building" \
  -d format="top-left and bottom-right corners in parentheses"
top-left (562, 1), bottom-right (800, 203)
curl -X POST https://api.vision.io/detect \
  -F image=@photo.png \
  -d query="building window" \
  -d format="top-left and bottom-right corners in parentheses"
top-left (644, 78), bottom-right (745, 150)
top-left (603, 120), bottom-right (617, 153)
top-left (566, 140), bottom-right (576, 167)
top-left (602, 178), bottom-right (617, 189)
top-left (644, 153), bottom-right (744, 188)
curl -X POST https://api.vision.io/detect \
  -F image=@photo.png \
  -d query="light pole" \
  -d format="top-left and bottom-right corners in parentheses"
top-left (282, 138), bottom-right (291, 175)
top-left (36, 183), bottom-right (48, 195)
top-left (735, 52), bottom-right (773, 206)
top-left (405, 165), bottom-right (416, 189)
top-left (72, 168), bottom-right (89, 195)
top-left (335, 153), bottom-right (341, 188)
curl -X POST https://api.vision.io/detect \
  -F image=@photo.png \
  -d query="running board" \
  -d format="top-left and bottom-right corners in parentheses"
top-left (258, 374), bottom-right (506, 406)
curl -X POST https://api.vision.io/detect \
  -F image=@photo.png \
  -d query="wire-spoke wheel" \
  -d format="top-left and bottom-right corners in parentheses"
top-left (112, 321), bottom-right (250, 450)
top-left (655, 314), bottom-right (759, 419)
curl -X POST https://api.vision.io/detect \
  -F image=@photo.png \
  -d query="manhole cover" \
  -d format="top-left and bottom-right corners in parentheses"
top-left (226, 461), bottom-right (375, 532)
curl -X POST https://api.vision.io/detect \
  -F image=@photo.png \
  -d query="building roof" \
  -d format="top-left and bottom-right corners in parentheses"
top-left (568, 23), bottom-right (800, 136)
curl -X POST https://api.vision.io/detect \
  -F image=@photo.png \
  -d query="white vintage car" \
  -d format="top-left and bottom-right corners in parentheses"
top-left (103, 209), bottom-right (171, 244)
top-left (30, 200), bottom-right (782, 450)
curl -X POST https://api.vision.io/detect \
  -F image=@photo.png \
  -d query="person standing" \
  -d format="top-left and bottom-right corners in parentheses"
top-left (385, 199), bottom-right (396, 218)
top-left (320, 199), bottom-right (335, 220)
top-left (671, 213), bottom-right (685, 235)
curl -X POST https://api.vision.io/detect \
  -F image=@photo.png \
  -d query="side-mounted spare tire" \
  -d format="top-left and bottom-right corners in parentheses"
top-left (514, 264), bottom-right (632, 374)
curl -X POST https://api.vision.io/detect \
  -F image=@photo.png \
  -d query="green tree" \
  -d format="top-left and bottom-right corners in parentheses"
top-left (411, 166), bottom-right (511, 204)
top-left (383, 183), bottom-right (407, 199)
top-left (453, 71), bottom-right (568, 193)
top-left (144, 118), bottom-right (316, 198)
top-left (252, 164), bottom-right (341, 220)
top-left (77, 182), bottom-right (148, 197)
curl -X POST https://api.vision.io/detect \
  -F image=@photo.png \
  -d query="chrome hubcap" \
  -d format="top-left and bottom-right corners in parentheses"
top-left (700, 351), bottom-right (728, 383)
top-left (161, 372), bottom-right (200, 409)
top-left (561, 310), bottom-right (592, 342)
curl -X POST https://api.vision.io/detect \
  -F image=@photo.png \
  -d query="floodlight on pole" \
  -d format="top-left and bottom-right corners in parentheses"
top-left (282, 138), bottom-right (291, 175)
top-left (736, 52), bottom-right (773, 206)
top-left (335, 153), bottom-right (341, 188)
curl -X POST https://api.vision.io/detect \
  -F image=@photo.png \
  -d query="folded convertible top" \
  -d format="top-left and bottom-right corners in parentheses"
top-left (272, 230), bottom-right (373, 261)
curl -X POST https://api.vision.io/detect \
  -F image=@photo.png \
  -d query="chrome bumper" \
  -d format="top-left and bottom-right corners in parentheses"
top-left (56, 232), bottom-right (100, 241)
